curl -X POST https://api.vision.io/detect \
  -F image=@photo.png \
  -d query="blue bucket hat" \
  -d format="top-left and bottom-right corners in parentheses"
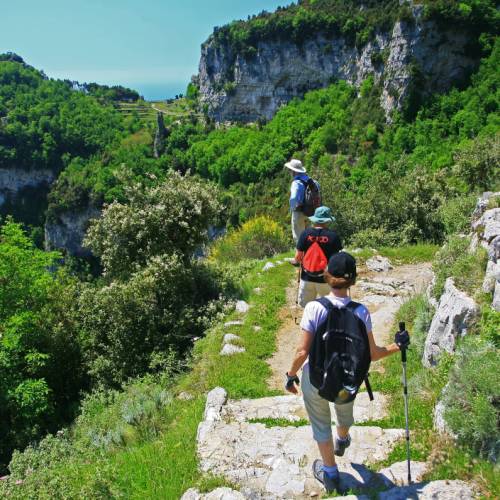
top-left (309, 206), bottom-right (335, 225)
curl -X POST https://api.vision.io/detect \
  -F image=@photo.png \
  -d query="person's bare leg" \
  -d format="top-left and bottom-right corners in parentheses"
top-left (317, 438), bottom-right (336, 467)
top-left (337, 425), bottom-right (349, 439)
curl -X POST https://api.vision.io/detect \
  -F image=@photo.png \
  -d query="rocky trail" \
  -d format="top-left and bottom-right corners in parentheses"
top-left (183, 259), bottom-right (476, 500)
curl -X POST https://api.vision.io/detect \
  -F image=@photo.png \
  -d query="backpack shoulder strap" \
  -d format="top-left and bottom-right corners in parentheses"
top-left (316, 296), bottom-right (334, 311)
top-left (345, 301), bottom-right (361, 311)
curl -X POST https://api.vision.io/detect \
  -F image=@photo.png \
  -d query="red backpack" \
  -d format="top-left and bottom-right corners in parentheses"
top-left (302, 231), bottom-right (328, 277)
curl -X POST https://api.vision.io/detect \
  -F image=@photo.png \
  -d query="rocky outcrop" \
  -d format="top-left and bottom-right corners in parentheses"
top-left (423, 278), bottom-right (479, 367)
top-left (198, 6), bottom-right (478, 123)
top-left (0, 168), bottom-right (55, 207)
top-left (44, 206), bottom-right (100, 257)
top-left (471, 192), bottom-right (500, 311)
top-left (153, 112), bottom-right (169, 158)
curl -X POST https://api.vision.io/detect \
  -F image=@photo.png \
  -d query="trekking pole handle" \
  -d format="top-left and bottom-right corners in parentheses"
top-left (399, 322), bottom-right (407, 363)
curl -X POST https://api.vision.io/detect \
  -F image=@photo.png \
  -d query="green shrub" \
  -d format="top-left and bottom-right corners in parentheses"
top-left (349, 227), bottom-right (399, 247)
top-left (479, 306), bottom-right (500, 347)
top-left (432, 236), bottom-right (488, 298)
top-left (437, 194), bottom-right (477, 236)
top-left (442, 338), bottom-right (500, 461)
top-left (210, 216), bottom-right (289, 263)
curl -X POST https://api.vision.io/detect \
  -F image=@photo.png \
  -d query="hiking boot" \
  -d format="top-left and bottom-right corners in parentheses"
top-left (312, 459), bottom-right (341, 494)
top-left (334, 434), bottom-right (351, 456)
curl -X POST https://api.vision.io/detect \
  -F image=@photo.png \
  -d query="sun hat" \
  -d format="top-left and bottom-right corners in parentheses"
top-left (284, 158), bottom-right (307, 173)
top-left (327, 251), bottom-right (357, 280)
top-left (309, 206), bottom-right (335, 225)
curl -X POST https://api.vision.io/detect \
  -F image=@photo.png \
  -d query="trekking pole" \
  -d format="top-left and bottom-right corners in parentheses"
top-left (294, 267), bottom-right (301, 325)
top-left (398, 321), bottom-right (412, 484)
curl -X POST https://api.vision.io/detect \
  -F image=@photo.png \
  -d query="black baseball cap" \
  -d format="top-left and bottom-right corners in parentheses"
top-left (327, 251), bottom-right (357, 280)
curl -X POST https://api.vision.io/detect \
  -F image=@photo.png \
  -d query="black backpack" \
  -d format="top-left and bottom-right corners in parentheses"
top-left (308, 297), bottom-right (373, 404)
top-left (299, 178), bottom-right (321, 216)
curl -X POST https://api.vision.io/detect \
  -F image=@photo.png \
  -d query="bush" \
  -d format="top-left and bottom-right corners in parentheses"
top-left (432, 235), bottom-right (488, 298)
top-left (437, 194), bottom-right (477, 236)
top-left (85, 172), bottom-right (222, 280)
top-left (479, 306), bottom-right (500, 348)
top-left (442, 338), bottom-right (500, 461)
top-left (210, 216), bottom-right (289, 263)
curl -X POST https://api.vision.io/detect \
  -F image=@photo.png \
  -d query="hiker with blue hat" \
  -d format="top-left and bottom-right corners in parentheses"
top-left (294, 206), bottom-right (342, 307)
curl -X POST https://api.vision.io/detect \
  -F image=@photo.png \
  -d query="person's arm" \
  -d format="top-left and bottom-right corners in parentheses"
top-left (367, 330), bottom-right (400, 362)
top-left (295, 231), bottom-right (307, 262)
top-left (290, 179), bottom-right (303, 211)
top-left (286, 330), bottom-right (314, 394)
top-left (295, 250), bottom-right (304, 262)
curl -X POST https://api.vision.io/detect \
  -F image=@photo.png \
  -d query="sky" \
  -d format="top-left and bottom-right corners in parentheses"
top-left (1, 0), bottom-right (288, 100)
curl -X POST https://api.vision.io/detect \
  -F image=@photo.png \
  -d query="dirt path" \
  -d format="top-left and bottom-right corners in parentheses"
top-left (267, 262), bottom-right (433, 391)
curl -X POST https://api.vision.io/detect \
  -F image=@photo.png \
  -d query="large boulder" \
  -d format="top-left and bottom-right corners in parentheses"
top-left (472, 208), bottom-right (500, 244)
top-left (366, 255), bottom-right (393, 272)
top-left (423, 278), bottom-right (479, 367)
top-left (471, 191), bottom-right (500, 222)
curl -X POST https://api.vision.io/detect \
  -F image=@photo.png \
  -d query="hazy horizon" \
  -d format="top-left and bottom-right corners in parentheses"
top-left (1, 0), bottom-right (287, 101)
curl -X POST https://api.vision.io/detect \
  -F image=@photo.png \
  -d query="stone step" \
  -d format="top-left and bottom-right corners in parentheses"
top-left (197, 388), bottom-right (403, 498)
top-left (221, 392), bottom-right (388, 425)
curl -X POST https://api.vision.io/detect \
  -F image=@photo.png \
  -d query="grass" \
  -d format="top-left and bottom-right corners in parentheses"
top-left (248, 417), bottom-right (309, 428)
top-left (0, 255), bottom-right (293, 499)
top-left (347, 243), bottom-right (439, 266)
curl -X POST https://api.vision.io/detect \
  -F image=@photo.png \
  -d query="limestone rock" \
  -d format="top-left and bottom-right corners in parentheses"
top-left (204, 387), bottom-right (227, 422)
top-left (198, 8), bottom-right (478, 124)
top-left (378, 461), bottom-right (427, 487)
top-left (153, 112), bottom-right (169, 158)
top-left (262, 262), bottom-right (275, 272)
top-left (472, 208), bottom-right (500, 243)
top-left (253, 325), bottom-right (262, 332)
top-left (488, 235), bottom-right (500, 262)
top-left (220, 344), bottom-right (246, 356)
top-left (45, 205), bottom-right (101, 257)
top-left (197, 390), bottom-right (403, 497)
top-left (423, 278), bottom-right (479, 367)
top-left (482, 260), bottom-right (499, 293)
top-left (221, 392), bottom-right (388, 425)
top-left (223, 334), bottom-right (242, 344)
top-left (235, 300), bottom-right (251, 313)
top-left (471, 191), bottom-right (500, 222)
top-left (0, 168), bottom-right (56, 209)
top-left (358, 280), bottom-right (398, 296)
top-left (493, 281), bottom-right (500, 312)
top-left (366, 256), bottom-right (393, 272)
top-left (379, 480), bottom-right (475, 500)
top-left (225, 320), bottom-right (244, 327)
top-left (181, 488), bottom-right (245, 500)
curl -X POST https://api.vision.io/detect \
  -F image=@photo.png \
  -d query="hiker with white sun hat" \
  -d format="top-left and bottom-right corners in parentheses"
top-left (285, 159), bottom-right (322, 264)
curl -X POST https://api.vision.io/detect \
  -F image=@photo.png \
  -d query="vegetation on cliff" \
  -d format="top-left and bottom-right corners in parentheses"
top-left (208, 0), bottom-right (498, 56)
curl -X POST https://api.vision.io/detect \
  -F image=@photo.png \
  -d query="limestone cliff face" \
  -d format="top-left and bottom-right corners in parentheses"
top-left (45, 206), bottom-right (100, 257)
top-left (0, 168), bottom-right (55, 207)
top-left (198, 7), bottom-right (477, 123)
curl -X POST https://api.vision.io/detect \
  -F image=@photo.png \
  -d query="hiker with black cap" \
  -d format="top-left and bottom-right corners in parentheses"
top-left (295, 205), bottom-right (342, 307)
top-left (284, 251), bottom-right (410, 494)
top-left (284, 159), bottom-right (321, 265)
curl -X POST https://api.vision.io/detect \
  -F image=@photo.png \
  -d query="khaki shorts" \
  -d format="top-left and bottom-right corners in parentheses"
top-left (291, 210), bottom-right (308, 243)
top-left (298, 279), bottom-right (331, 308)
top-left (301, 364), bottom-right (355, 442)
